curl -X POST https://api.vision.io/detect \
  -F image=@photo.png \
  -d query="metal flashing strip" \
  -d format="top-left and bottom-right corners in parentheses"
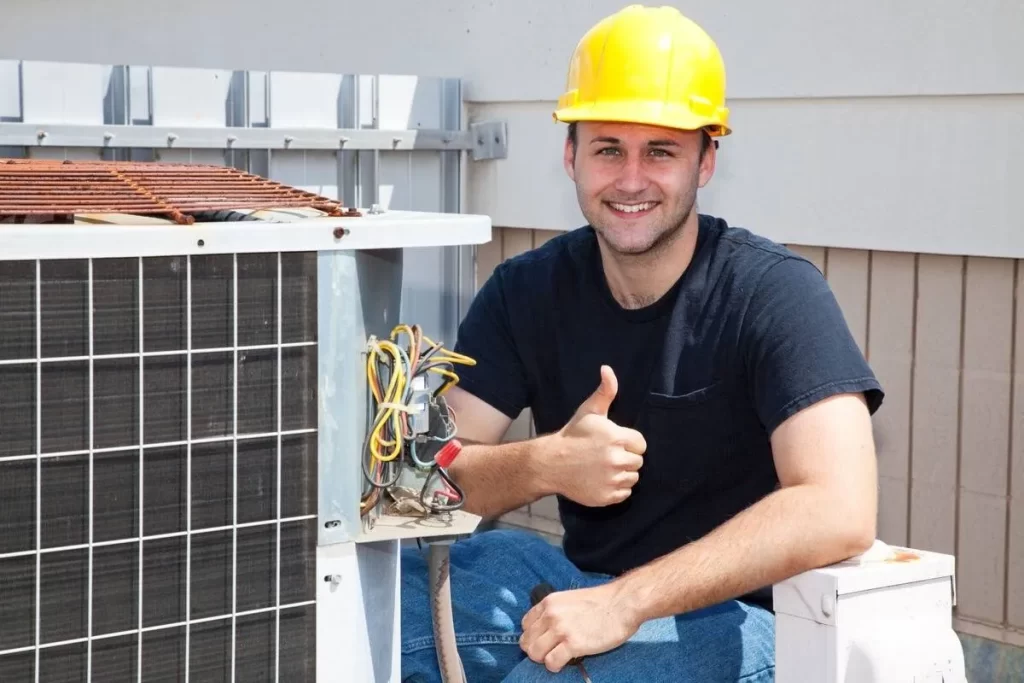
top-left (0, 122), bottom-right (476, 152)
top-left (0, 210), bottom-right (492, 260)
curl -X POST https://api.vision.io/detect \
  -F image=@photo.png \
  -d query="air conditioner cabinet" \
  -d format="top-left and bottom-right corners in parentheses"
top-left (772, 542), bottom-right (967, 683)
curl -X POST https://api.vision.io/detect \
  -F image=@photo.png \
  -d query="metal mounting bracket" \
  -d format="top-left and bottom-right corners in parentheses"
top-left (469, 119), bottom-right (508, 160)
top-left (0, 121), bottom-right (475, 152)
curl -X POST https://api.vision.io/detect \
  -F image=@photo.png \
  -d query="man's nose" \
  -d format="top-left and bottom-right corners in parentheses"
top-left (614, 156), bottom-right (648, 194)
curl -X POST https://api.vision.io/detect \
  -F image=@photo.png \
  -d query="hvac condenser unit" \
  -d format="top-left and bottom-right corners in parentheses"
top-left (0, 159), bottom-right (488, 681)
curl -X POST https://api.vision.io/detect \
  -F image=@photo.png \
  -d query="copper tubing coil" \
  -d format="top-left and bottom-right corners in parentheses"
top-left (0, 158), bottom-right (360, 224)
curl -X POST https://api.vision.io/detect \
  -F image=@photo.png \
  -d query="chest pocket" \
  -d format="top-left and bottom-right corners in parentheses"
top-left (635, 380), bottom-right (741, 497)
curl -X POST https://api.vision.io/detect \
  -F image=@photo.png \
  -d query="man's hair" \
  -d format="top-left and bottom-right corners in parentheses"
top-left (566, 121), bottom-right (715, 159)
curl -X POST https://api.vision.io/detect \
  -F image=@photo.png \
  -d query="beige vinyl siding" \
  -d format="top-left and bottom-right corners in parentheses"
top-left (478, 226), bottom-right (1024, 648)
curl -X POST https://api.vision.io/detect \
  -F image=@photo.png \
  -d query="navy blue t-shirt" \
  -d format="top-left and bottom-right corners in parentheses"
top-left (453, 214), bottom-right (884, 608)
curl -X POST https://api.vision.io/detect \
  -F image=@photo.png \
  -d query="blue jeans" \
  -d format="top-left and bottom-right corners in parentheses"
top-left (400, 528), bottom-right (775, 682)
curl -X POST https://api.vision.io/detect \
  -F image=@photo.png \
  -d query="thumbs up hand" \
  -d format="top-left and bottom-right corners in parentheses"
top-left (546, 365), bottom-right (647, 507)
top-left (575, 363), bottom-right (620, 417)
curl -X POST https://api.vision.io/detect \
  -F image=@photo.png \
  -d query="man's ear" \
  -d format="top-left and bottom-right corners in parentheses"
top-left (697, 135), bottom-right (717, 189)
top-left (563, 134), bottom-right (577, 181)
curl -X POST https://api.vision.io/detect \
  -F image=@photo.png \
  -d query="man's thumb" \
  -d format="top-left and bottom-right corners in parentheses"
top-left (580, 365), bottom-right (617, 416)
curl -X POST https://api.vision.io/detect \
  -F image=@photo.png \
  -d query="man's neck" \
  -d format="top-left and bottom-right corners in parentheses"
top-left (599, 218), bottom-right (700, 310)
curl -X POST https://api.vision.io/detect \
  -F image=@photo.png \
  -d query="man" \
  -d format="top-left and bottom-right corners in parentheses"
top-left (401, 5), bottom-right (882, 682)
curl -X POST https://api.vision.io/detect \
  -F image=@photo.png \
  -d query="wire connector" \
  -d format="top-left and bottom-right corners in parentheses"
top-left (435, 439), bottom-right (462, 469)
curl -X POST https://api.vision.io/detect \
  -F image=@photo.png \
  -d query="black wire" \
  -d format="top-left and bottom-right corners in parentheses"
top-left (417, 343), bottom-right (445, 366)
top-left (419, 465), bottom-right (465, 513)
top-left (437, 467), bottom-right (464, 503)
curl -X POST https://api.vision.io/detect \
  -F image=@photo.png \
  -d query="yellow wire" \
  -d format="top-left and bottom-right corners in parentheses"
top-left (421, 333), bottom-right (476, 366)
top-left (390, 324), bottom-right (416, 346)
top-left (364, 327), bottom-right (478, 467)
top-left (429, 367), bottom-right (460, 393)
top-left (365, 339), bottom-right (406, 462)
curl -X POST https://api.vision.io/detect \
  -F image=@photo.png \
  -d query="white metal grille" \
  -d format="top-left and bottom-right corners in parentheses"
top-left (0, 252), bottom-right (318, 681)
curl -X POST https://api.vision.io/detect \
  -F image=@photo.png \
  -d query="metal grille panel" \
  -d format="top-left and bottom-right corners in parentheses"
top-left (0, 251), bottom-right (318, 681)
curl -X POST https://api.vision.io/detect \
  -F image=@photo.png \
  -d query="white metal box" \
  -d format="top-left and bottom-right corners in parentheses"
top-left (773, 542), bottom-right (966, 682)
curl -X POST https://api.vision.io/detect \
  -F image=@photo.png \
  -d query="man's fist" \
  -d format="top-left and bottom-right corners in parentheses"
top-left (547, 365), bottom-right (647, 507)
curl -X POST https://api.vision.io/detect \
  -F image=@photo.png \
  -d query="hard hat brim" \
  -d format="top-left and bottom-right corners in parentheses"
top-left (553, 100), bottom-right (731, 137)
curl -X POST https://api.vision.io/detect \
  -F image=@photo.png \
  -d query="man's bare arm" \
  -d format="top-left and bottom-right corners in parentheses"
top-left (444, 366), bottom-right (648, 519)
top-left (612, 392), bottom-right (878, 623)
top-left (443, 386), bottom-right (554, 519)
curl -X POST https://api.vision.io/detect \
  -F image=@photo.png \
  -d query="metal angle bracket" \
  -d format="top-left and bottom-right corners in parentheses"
top-left (0, 121), bottom-right (476, 152)
top-left (469, 120), bottom-right (508, 160)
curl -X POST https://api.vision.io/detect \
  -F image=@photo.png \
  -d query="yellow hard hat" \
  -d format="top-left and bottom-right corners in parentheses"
top-left (554, 5), bottom-right (731, 136)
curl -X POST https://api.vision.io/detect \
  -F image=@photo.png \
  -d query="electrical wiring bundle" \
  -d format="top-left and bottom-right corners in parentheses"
top-left (360, 324), bottom-right (476, 518)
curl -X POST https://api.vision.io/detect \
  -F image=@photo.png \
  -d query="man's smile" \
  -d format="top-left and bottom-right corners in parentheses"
top-left (605, 201), bottom-right (659, 217)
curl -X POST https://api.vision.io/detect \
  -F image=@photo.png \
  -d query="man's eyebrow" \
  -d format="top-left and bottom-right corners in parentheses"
top-left (589, 136), bottom-right (679, 146)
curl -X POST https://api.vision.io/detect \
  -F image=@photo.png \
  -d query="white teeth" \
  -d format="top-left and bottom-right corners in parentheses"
top-left (610, 202), bottom-right (655, 213)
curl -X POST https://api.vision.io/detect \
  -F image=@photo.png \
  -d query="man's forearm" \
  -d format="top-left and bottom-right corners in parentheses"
top-left (614, 483), bottom-right (875, 624)
top-left (447, 436), bottom-right (555, 519)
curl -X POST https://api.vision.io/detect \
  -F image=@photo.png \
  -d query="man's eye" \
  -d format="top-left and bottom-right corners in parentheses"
top-left (597, 147), bottom-right (620, 155)
top-left (648, 148), bottom-right (672, 157)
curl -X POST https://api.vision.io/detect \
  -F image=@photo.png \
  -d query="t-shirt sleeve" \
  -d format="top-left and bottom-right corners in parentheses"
top-left (742, 256), bottom-right (884, 434)
top-left (449, 264), bottom-right (531, 420)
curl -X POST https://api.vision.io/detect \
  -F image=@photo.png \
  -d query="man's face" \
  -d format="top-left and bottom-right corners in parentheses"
top-left (564, 121), bottom-right (716, 256)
